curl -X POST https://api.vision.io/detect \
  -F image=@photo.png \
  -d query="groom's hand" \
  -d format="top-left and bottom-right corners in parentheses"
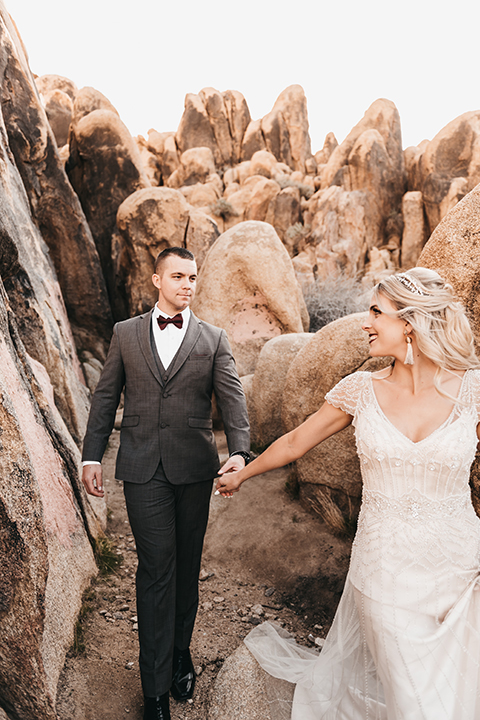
top-left (219, 455), bottom-right (246, 475)
top-left (82, 464), bottom-right (104, 497)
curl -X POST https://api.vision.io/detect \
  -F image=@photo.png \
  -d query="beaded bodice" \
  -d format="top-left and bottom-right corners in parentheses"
top-left (325, 370), bottom-right (480, 608)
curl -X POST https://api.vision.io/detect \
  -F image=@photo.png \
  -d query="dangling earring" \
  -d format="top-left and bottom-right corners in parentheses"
top-left (404, 330), bottom-right (414, 365)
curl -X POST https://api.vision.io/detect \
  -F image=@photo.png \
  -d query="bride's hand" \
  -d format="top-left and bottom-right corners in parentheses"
top-left (215, 470), bottom-right (243, 497)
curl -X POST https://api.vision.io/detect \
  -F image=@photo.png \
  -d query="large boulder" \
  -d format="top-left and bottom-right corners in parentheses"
top-left (417, 111), bottom-right (480, 233)
top-left (208, 643), bottom-right (293, 720)
top-left (418, 182), bottom-right (480, 518)
top-left (176, 92), bottom-right (219, 164)
top-left (71, 85), bottom-right (119, 125)
top-left (265, 186), bottom-right (301, 244)
top-left (250, 333), bottom-right (312, 449)
top-left (114, 187), bottom-right (191, 315)
top-left (223, 89), bottom-right (251, 163)
top-left (199, 87), bottom-right (234, 166)
top-left (401, 191), bottom-right (427, 268)
top-left (67, 108), bottom-right (150, 317)
top-left (2, 41), bottom-right (112, 361)
top-left (35, 73), bottom-right (77, 100)
top-left (192, 221), bottom-right (308, 375)
top-left (282, 313), bottom-right (389, 533)
top-left (269, 84), bottom-right (313, 173)
top-left (241, 118), bottom-right (266, 160)
top-left (0, 279), bottom-right (97, 720)
top-left (303, 185), bottom-right (379, 279)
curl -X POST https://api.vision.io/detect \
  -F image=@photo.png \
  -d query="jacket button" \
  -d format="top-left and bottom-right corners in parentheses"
top-left (163, 392), bottom-right (169, 398)
top-left (163, 374), bottom-right (168, 381)
top-left (160, 422), bottom-right (166, 429)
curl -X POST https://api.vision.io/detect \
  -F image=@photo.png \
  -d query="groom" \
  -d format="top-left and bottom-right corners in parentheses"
top-left (81, 247), bottom-right (250, 720)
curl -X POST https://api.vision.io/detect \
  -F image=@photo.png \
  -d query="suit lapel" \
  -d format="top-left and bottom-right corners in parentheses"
top-left (166, 312), bottom-right (202, 383)
top-left (137, 309), bottom-right (164, 387)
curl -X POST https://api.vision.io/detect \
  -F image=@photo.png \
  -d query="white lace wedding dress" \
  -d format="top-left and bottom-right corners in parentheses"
top-left (245, 370), bottom-right (480, 719)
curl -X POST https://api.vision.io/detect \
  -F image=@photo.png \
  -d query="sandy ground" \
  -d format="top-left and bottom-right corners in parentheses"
top-left (56, 430), bottom-right (350, 720)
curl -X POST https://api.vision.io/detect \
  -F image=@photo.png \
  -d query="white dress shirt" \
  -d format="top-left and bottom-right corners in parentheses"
top-left (152, 305), bottom-right (190, 370)
top-left (83, 305), bottom-right (190, 467)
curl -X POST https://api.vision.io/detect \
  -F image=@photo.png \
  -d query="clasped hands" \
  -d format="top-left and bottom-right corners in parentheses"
top-left (215, 455), bottom-right (245, 498)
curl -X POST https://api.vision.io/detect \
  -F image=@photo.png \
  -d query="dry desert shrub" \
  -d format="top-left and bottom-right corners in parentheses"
top-left (303, 276), bottom-right (368, 333)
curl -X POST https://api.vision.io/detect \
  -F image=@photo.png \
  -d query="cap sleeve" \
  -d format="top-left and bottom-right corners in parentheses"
top-left (324, 372), bottom-right (368, 417)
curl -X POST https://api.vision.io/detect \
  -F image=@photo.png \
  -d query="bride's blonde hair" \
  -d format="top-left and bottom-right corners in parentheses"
top-left (373, 267), bottom-right (480, 382)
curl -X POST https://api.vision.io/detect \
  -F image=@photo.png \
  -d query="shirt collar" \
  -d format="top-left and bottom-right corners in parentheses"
top-left (153, 304), bottom-right (191, 323)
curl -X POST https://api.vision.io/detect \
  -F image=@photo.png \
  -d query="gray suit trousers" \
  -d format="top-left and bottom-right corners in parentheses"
top-left (124, 464), bottom-right (212, 697)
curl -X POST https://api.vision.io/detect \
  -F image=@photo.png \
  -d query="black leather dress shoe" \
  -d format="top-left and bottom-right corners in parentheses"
top-left (143, 692), bottom-right (171, 720)
top-left (170, 647), bottom-right (196, 701)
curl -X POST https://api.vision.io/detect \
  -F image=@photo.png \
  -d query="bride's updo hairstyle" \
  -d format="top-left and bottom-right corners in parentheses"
top-left (373, 267), bottom-right (480, 374)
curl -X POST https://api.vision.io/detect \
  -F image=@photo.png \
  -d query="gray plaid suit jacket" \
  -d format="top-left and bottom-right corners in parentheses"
top-left (82, 309), bottom-right (250, 484)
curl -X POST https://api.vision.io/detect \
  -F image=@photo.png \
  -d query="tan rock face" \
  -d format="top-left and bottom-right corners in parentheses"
top-left (271, 84), bottom-right (313, 173)
top-left (67, 109), bottom-right (150, 317)
top-left (4, 57), bottom-right (112, 362)
top-left (418, 111), bottom-right (480, 233)
top-left (245, 177), bottom-right (280, 222)
top-left (305, 185), bottom-right (379, 279)
top-left (261, 108), bottom-right (293, 169)
top-left (192, 221), bottom-right (308, 375)
top-left (250, 333), bottom-right (312, 449)
top-left (401, 191), bottom-right (426, 268)
top-left (180, 146), bottom-right (216, 185)
top-left (264, 186), bottom-right (301, 244)
top-left (418, 182), bottom-right (480, 350)
top-left (185, 208), bottom-right (220, 269)
top-left (135, 135), bottom-right (162, 185)
top-left (222, 89), bottom-right (251, 163)
top-left (418, 183), bottom-right (480, 518)
top-left (42, 88), bottom-right (73, 147)
top-left (241, 118), bottom-right (266, 160)
top-left (71, 85), bottom-right (119, 125)
top-left (282, 312), bottom-right (389, 533)
top-left (199, 87), bottom-right (234, 166)
top-left (115, 187), bottom-right (191, 315)
top-left (176, 92), bottom-right (219, 162)
top-left (315, 131), bottom-right (338, 165)
top-left (35, 73), bottom-right (77, 100)
top-left (0, 282), bottom-right (97, 720)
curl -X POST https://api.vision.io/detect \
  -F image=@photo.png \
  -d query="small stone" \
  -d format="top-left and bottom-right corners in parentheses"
top-left (248, 615), bottom-right (263, 626)
top-left (132, 623), bottom-right (138, 631)
top-left (314, 624), bottom-right (323, 630)
top-left (202, 602), bottom-right (213, 611)
top-left (119, 604), bottom-right (129, 611)
top-left (125, 662), bottom-right (134, 669)
top-left (307, 633), bottom-right (315, 643)
top-left (113, 612), bottom-right (124, 620)
top-left (251, 604), bottom-right (264, 617)
top-left (315, 637), bottom-right (325, 648)
top-left (264, 587), bottom-right (276, 597)
top-left (195, 665), bottom-right (203, 676)
top-left (213, 596), bottom-right (225, 604)
top-left (130, 616), bottom-right (138, 623)
top-left (99, 609), bottom-right (107, 615)
top-left (199, 568), bottom-right (215, 581)
top-left (188, 698), bottom-right (193, 704)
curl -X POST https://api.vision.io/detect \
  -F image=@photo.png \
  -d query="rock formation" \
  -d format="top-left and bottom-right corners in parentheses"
top-left (192, 221), bottom-right (309, 375)
top-left (2, 44), bottom-right (112, 363)
top-left (67, 106), bottom-right (150, 318)
top-left (250, 333), bottom-right (312, 449)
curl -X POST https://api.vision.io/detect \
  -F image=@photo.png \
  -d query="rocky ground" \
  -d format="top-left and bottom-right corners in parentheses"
top-left (56, 429), bottom-right (351, 720)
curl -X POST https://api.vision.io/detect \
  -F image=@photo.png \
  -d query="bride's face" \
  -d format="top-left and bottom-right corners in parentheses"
top-left (362, 293), bottom-right (409, 359)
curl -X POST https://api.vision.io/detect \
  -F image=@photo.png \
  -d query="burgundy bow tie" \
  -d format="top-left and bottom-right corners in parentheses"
top-left (157, 313), bottom-right (183, 330)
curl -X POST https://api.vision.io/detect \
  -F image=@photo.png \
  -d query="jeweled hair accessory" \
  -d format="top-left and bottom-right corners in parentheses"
top-left (396, 273), bottom-right (429, 296)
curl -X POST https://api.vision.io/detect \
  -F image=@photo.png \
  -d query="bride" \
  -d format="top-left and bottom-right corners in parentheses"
top-left (216, 268), bottom-right (480, 719)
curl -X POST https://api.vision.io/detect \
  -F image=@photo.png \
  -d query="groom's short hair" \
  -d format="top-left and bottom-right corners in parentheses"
top-left (154, 247), bottom-right (195, 275)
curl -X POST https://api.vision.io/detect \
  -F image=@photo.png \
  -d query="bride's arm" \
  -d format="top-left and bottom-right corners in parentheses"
top-left (216, 401), bottom-right (352, 496)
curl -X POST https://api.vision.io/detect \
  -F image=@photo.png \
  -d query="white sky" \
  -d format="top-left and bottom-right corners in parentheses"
top-left (6, 0), bottom-right (480, 153)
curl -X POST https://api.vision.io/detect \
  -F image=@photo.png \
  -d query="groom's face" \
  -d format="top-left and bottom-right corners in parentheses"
top-left (152, 256), bottom-right (198, 315)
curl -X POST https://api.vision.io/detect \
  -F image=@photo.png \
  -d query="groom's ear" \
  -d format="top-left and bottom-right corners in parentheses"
top-left (152, 273), bottom-right (161, 291)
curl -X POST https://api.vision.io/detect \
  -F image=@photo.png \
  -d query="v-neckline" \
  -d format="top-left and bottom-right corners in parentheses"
top-left (368, 371), bottom-right (468, 446)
